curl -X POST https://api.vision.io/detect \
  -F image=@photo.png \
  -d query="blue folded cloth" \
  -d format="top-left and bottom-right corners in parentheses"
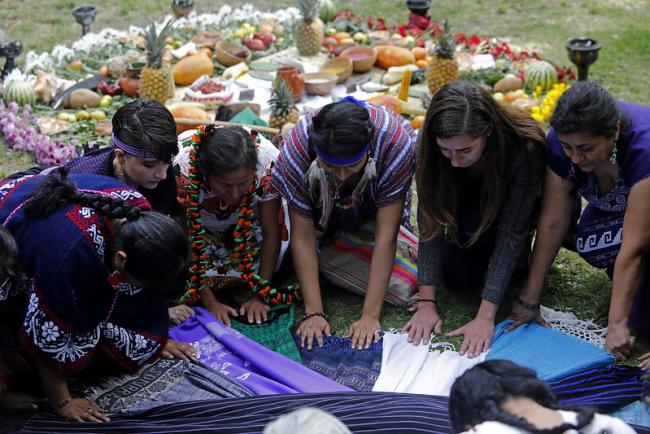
top-left (487, 320), bottom-right (615, 382)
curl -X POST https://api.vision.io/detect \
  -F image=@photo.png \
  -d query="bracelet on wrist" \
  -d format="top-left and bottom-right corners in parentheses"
top-left (57, 397), bottom-right (73, 410)
top-left (302, 311), bottom-right (328, 321)
top-left (407, 297), bottom-right (436, 312)
top-left (516, 295), bottom-right (540, 311)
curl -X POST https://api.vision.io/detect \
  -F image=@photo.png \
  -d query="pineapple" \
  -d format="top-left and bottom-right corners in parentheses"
top-left (139, 20), bottom-right (175, 103)
top-left (269, 78), bottom-right (300, 131)
top-left (427, 20), bottom-right (459, 95)
top-left (295, 0), bottom-right (324, 57)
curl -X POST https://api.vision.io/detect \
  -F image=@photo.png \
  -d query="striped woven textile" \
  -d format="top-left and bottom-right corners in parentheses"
top-left (550, 364), bottom-right (647, 412)
top-left (14, 392), bottom-right (452, 434)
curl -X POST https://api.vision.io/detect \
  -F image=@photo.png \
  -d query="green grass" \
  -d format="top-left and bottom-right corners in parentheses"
top-left (2, 0), bottom-right (649, 360)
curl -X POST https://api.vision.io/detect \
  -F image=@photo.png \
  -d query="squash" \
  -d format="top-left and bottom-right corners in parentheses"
top-left (171, 53), bottom-right (214, 86)
top-left (367, 94), bottom-right (402, 115)
top-left (169, 104), bottom-right (212, 133)
top-left (67, 89), bottom-right (101, 109)
top-left (375, 45), bottom-right (415, 70)
top-left (3, 80), bottom-right (36, 106)
top-left (410, 47), bottom-right (427, 61)
top-left (411, 115), bottom-right (425, 130)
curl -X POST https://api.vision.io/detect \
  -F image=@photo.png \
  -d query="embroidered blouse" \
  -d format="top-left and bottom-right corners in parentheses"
top-left (0, 174), bottom-right (168, 374)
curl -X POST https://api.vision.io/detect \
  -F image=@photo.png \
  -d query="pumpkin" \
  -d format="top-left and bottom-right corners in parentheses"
top-left (375, 45), bottom-right (415, 70)
top-left (367, 94), bottom-right (402, 115)
top-left (3, 80), bottom-right (36, 106)
top-left (410, 115), bottom-right (425, 130)
top-left (172, 53), bottom-right (214, 86)
top-left (411, 47), bottom-right (427, 61)
top-left (169, 104), bottom-right (212, 133)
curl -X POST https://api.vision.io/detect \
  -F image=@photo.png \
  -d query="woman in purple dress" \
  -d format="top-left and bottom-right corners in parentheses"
top-left (512, 81), bottom-right (650, 362)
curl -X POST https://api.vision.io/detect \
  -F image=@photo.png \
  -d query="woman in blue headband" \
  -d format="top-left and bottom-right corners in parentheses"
top-left (62, 99), bottom-right (180, 217)
top-left (272, 98), bottom-right (417, 350)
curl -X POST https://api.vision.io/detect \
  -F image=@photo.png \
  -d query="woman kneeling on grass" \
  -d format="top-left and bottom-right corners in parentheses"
top-left (511, 81), bottom-right (650, 366)
top-left (405, 81), bottom-right (546, 357)
top-left (0, 170), bottom-right (194, 422)
top-left (171, 125), bottom-right (293, 326)
top-left (272, 98), bottom-right (417, 351)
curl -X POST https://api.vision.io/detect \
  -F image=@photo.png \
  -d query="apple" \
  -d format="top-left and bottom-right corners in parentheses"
top-left (253, 32), bottom-right (276, 48)
top-left (243, 38), bottom-right (266, 51)
top-left (272, 24), bottom-right (284, 36)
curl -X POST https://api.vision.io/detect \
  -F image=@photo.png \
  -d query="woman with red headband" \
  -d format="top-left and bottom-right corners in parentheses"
top-left (272, 97), bottom-right (417, 351)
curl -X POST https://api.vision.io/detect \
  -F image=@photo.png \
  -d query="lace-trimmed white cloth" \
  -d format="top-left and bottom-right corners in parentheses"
top-left (540, 305), bottom-right (608, 349)
top-left (372, 332), bottom-right (485, 396)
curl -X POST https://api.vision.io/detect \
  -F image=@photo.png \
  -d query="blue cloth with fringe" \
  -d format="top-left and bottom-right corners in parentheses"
top-left (487, 320), bottom-right (615, 382)
top-left (296, 334), bottom-right (383, 391)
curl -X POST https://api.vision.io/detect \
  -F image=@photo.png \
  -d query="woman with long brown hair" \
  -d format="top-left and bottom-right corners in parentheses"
top-left (404, 81), bottom-right (546, 357)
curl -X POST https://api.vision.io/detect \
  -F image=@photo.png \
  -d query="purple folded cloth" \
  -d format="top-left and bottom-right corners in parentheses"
top-left (170, 307), bottom-right (352, 395)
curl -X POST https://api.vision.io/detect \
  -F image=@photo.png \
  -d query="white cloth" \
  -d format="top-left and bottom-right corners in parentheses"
top-left (461, 411), bottom-right (637, 434)
top-left (372, 332), bottom-right (485, 396)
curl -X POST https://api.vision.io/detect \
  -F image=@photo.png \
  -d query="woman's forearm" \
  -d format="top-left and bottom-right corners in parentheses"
top-left (37, 363), bottom-right (70, 408)
top-left (609, 250), bottom-right (644, 326)
top-left (289, 209), bottom-right (323, 313)
top-left (362, 235), bottom-right (397, 319)
top-left (258, 199), bottom-right (282, 282)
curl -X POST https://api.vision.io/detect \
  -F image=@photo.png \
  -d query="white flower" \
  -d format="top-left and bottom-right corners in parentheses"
top-left (134, 334), bottom-right (148, 349)
top-left (41, 321), bottom-right (61, 342)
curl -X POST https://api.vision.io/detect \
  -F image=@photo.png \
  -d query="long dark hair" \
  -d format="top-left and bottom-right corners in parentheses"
top-left (112, 99), bottom-right (178, 163)
top-left (310, 101), bottom-right (375, 158)
top-left (198, 125), bottom-right (258, 177)
top-left (449, 360), bottom-right (595, 434)
top-left (0, 225), bottom-right (18, 285)
top-left (23, 170), bottom-right (189, 296)
top-left (417, 81), bottom-right (546, 247)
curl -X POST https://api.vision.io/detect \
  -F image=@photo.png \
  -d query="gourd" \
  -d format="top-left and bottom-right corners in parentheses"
top-left (367, 94), bottom-right (402, 114)
top-left (3, 80), bottom-right (36, 106)
top-left (375, 45), bottom-right (415, 70)
top-left (524, 61), bottom-right (558, 92)
top-left (172, 53), bottom-right (214, 86)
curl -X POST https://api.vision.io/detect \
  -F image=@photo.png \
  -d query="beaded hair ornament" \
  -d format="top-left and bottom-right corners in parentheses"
top-left (177, 125), bottom-right (299, 306)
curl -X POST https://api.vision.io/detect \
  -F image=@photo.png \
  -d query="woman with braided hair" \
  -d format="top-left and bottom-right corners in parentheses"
top-left (449, 359), bottom-right (635, 434)
top-left (0, 170), bottom-right (194, 422)
top-left (172, 124), bottom-right (292, 326)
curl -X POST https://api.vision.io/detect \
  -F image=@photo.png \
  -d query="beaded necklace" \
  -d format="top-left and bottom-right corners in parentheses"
top-left (178, 125), bottom-right (299, 306)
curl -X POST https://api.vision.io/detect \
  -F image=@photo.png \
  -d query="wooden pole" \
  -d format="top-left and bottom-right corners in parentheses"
top-left (173, 118), bottom-right (280, 135)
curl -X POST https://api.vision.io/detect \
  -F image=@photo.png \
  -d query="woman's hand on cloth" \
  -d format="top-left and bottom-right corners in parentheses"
top-left (605, 322), bottom-right (634, 359)
top-left (639, 352), bottom-right (650, 370)
top-left (402, 302), bottom-right (443, 346)
top-left (57, 397), bottom-right (110, 423)
top-left (206, 301), bottom-right (238, 327)
top-left (161, 339), bottom-right (197, 362)
top-left (0, 391), bottom-right (45, 412)
top-left (239, 294), bottom-right (270, 324)
top-left (506, 299), bottom-right (546, 332)
top-left (168, 304), bottom-right (196, 325)
top-left (447, 317), bottom-right (494, 358)
top-left (347, 315), bottom-right (381, 350)
top-left (296, 315), bottom-right (331, 351)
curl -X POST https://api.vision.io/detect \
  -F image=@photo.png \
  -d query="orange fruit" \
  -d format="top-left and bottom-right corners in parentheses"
top-left (411, 47), bottom-right (427, 61)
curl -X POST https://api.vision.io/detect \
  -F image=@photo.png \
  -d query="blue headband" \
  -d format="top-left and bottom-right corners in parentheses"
top-left (339, 95), bottom-right (367, 107)
top-left (112, 133), bottom-right (159, 159)
top-left (315, 144), bottom-right (369, 167)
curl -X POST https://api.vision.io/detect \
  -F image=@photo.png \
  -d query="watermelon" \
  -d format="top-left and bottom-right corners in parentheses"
top-left (3, 80), bottom-right (36, 106)
top-left (524, 60), bottom-right (558, 93)
top-left (320, 0), bottom-right (337, 23)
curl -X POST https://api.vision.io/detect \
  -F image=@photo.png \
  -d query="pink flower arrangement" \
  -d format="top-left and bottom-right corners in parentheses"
top-left (0, 102), bottom-right (77, 166)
